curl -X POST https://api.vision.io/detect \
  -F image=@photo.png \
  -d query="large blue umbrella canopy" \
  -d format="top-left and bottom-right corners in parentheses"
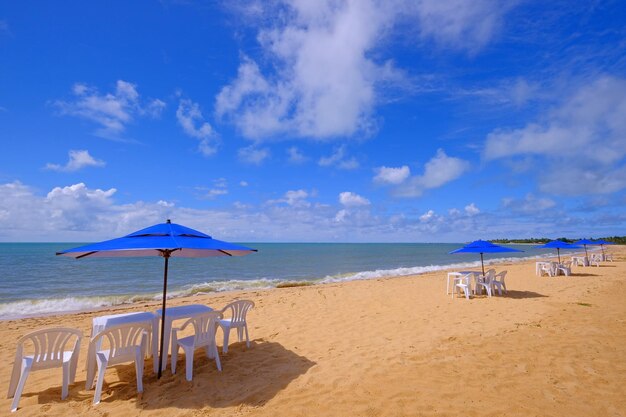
top-left (57, 220), bottom-right (257, 378)
top-left (574, 239), bottom-right (596, 258)
top-left (449, 240), bottom-right (523, 275)
top-left (534, 240), bottom-right (581, 263)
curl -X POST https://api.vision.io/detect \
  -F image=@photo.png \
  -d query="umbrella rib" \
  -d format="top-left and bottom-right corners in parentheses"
top-left (218, 249), bottom-right (233, 256)
top-left (76, 251), bottom-right (97, 259)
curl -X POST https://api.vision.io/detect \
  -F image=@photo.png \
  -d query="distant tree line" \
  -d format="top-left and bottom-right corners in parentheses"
top-left (491, 236), bottom-right (626, 244)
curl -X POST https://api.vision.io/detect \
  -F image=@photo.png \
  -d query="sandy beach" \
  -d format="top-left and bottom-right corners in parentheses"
top-left (1, 249), bottom-right (625, 417)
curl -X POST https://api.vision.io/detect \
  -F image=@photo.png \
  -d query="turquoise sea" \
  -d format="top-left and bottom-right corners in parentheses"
top-left (0, 242), bottom-right (560, 319)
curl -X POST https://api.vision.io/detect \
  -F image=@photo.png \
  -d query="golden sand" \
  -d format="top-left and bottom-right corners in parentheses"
top-left (1, 248), bottom-right (625, 416)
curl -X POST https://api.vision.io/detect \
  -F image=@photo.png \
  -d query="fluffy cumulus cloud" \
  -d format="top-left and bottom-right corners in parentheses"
top-left (45, 150), bottom-right (105, 172)
top-left (339, 191), bottom-right (370, 207)
top-left (217, 0), bottom-right (513, 141)
top-left (377, 149), bottom-right (469, 197)
top-left (176, 99), bottom-right (218, 156)
top-left (374, 165), bottom-right (410, 184)
top-left (0, 180), bottom-right (623, 242)
top-left (484, 76), bottom-right (626, 195)
top-left (54, 80), bottom-right (165, 139)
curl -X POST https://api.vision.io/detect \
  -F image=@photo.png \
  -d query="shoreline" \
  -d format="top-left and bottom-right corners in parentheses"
top-left (0, 249), bottom-right (590, 321)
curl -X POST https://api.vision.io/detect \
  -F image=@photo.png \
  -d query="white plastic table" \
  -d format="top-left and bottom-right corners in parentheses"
top-left (87, 311), bottom-right (159, 388)
top-left (571, 256), bottom-right (588, 266)
top-left (155, 304), bottom-right (214, 371)
top-left (447, 271), bottom-right (482, 295)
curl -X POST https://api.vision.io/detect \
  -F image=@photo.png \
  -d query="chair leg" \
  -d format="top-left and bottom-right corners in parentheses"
top-left (222, 327), bottom-right (231, 354)
top-left (61, 362), bottom-right (70, 400)
top-left (184, 347), bottom-right (194, 382)
top-left (135, 350), bottom-right (144, 393)
top-left (244, 324), bottom-right (250, 349)
top-left (171, 345), bottom-right (178, 375)
top-left (93, 355), bottom-right (108, 405)
top-left (213, 344), bottom-right (222, 372)
top-left (10, 360), bottom-right (31, 412)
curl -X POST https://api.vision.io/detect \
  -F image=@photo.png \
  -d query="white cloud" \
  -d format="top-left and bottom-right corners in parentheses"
top-left (0, 180), bottom-right (623, 242)
top-left (54, 80), bottom-right (164, 139)
top-left (267, 189), bottom-right (311, 207)
top-left (502, 194), bottom-right (556, 214)
top-left (201, 178), bottom-right (229, 199)
top-left (287, 146), bottom-right (307, 164)
top-left (176, 99), bottom-right (218, 156)
top-left (374, 165), bottom-right (410, 184)
top-left (339, 191), bottom-right (370, 207)
top-left (240, 181), bottom-right (249, 187)
top-left (216, 0), bottom-right (514, 141)
top-left (238, 145), bottom-right (270, 165)
top-left (419, 209), bottom-right (436, 222)
top-left (484, 76), bottom-right (626, 195)
top-left (409, 0), bottom-right (514, 53)
top-left (392, 149), bottom-right (470, 197)
top-left (464, 203), bottom-right (480, 216)
top-left (318, 145), bottom-right (359, 170)
top-left (45, 150), bottom-right (105, 172)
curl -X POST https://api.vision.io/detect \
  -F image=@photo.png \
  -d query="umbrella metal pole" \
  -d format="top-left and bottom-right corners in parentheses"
top-left (480, 253), bottom-right (485, 275)
top-left (557, 248), bottom-right (561, 264)
top-left (158, 253), bottom-right (170, 379)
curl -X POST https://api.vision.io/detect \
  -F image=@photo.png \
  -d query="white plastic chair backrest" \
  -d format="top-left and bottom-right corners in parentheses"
top-left (91, 322), bottom-right (149, 364)
top-left (222, 300), bottom-right (254, 324)
top-left (179, 311), bottom-right (223, 347)
top-left (483, 269), bottom-right (496, 284)
top-left (494, 270), bottom-right (507, 282)
top-left (13, 328), bottom-right (81, 371)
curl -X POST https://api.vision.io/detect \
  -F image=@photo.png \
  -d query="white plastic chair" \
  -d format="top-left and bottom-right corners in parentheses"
top-left (491, 270), bottom-right (508, 295)
top-left (590, 253), bottom-right (602, 267)
top-left (540, 262), bottom-right (558, 277)
top-left (605, 253), bottom-right (613, 262)
top-left (558, 261), bottom-right (572, 276)
top-left (218, 300), bottom-right (254, 354)
top-left (453, 273), bottom-right (473, 300)
top-left (475, 270), bottom-right (496, 297)
top-left (171, 311), bottom-right (223, 381)
top-left (88, 322), bottom-right (149, 405)
top-left (7, 328), bottom-right (82, 412)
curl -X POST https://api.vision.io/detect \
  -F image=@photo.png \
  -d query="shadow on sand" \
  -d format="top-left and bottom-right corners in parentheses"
top-left (128, 340), bottom-right (316, 410)
top-left (504, 290), bottom-right (547, 299)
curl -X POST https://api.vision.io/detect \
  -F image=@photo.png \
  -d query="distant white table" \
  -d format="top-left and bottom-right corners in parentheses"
top-left (155, 304), bottom-right (214, 372)
top-left (571, 256), bottom-right (588, 267)
top-left (87, 311), bottom-right (159, 388)
top-left (447, 271), bottom-right (482, 295)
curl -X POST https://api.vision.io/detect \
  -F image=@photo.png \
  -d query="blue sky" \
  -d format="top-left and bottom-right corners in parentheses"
top-left (1, 0), bottom-right (625, 242)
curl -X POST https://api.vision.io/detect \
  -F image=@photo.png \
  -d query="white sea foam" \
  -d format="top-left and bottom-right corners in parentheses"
top-left (0, 252), bottom-right (562, 320)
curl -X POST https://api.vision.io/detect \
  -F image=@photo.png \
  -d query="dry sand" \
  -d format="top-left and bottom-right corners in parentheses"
top-left (1, 248), bottom-right (625, 417)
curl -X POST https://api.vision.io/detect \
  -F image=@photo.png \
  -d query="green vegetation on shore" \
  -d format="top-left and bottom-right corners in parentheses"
top-left (491, 236), bottom-right (626, 244)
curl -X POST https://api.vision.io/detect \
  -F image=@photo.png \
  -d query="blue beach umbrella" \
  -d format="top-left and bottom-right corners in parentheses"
top-left (449, 240), bottom-right (524, 275)
top-left (592, 239), bottom-right (615, 257)
top-left (57, 219), bottom-right (257, 378)
top-left (534, 240), bottom-right (581, 264)
top-left (574, 239), bottom-right (596, 259)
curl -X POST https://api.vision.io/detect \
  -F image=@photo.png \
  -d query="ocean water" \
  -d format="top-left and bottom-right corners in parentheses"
top-left (0, 242), bottom-right (557, 319)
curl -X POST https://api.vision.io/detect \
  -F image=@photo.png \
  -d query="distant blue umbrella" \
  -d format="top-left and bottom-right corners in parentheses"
top-left (57, 219), bottom-right (257, 378)
top-left (574, 239), bottom-right (596, 259)
top-left (534, 240), bottom-right (582, 263)
top-left (449, 240), bottom-right (523, 275)
top-left (593, 239), bottom-right (615, 257)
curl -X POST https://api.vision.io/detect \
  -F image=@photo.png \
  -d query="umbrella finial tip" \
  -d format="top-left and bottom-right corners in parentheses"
top-left (166, 219), bottom-right (171, 224)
